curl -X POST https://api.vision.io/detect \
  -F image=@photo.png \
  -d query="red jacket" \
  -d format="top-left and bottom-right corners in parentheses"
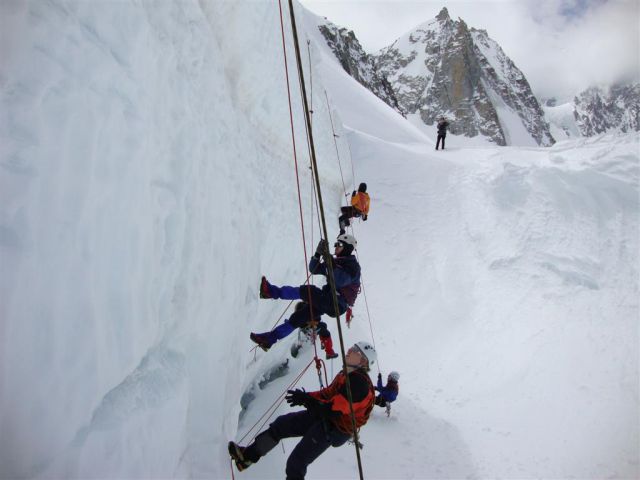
top-left (309, 369), bottom-right (375, 434)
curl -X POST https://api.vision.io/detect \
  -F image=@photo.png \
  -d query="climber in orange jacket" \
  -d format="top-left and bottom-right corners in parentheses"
top-left (339, 183), bottom-right (370, 234)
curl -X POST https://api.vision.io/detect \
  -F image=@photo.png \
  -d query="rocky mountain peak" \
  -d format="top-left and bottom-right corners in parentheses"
top-left (436, 7), bottom-right (451, 22)
top-left (573, 83), bottom-right (640, 136)
top-left (319, 9), bottom-right (555, 146)
top-left (456, 17), bottom-right (469, 33)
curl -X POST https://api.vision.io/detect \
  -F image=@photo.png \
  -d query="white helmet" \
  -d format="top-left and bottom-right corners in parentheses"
top-left (388, 371), bottom-right (400, 382)
top-left (336, 233), bottom-right (357, 248)
top-left (354, 341), bottom-right (376, 368)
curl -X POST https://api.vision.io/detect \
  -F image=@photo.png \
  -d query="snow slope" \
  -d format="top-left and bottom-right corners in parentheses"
top-left (544, 102), bottom-right (582, 140)
top-left (1, 1), bottom-right (638, 479)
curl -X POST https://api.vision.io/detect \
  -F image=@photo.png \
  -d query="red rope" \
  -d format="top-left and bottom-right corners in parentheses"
top-left (277, 0), bottom-right (326, 378)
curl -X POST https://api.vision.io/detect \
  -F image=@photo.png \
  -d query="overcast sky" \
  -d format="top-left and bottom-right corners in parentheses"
top-left (299, 0), bottom-right (639, 101)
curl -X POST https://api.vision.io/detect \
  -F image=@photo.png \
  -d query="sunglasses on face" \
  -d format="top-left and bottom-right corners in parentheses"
top-left (334, 242), bottom-right (344, 248)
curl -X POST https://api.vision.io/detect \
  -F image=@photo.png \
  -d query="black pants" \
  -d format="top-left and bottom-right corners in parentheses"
top-left (261, 410), bottom-right (351, 480)
top-left (290, 285), bottom-right (347, 330)
top-left (338, 206), bottom-right (361, 231)
top-left (289, 317), bottom-right (331, 338)
top-left (375, 395), bottom-right (388, 407)
top-left (436, 134), bottom-right (446, 150)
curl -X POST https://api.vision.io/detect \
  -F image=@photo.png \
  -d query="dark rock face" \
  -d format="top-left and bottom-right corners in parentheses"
top-left (573, 83), bottom-right (640, 136)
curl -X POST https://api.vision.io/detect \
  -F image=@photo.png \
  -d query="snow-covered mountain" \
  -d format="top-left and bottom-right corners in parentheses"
top-left (374, 7), bottom-right (554, 147)
top-left (542, 98), bottom-right (582, 140)
top-left (316, 10), bottom-right (639, 145)
top-left (574, 82), bottom-right (640, 136)
top-left (318, 8), bottom-right (554, 147)
top-left (1, 1), bottom-right (638, 479)
top-left (543, 82), bottom-right (639, 141)
top-left (317, 19), bottom-right (403, 114)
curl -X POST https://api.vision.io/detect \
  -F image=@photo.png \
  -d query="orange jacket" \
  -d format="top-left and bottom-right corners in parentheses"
top-left (351, 192), bottom-right (370, 215)
top-left (309, 369), bottom-right (375, 434)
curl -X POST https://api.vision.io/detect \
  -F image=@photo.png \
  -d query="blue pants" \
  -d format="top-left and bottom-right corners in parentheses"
top-left (270, 284), bottom-right (347, 319)
top-left (261, 284), bottom-right (347, 345)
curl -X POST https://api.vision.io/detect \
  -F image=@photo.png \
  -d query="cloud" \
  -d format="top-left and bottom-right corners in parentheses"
top-left (300, 0), bottom-right (639, 101)
top-left (527, 0), bottom-right (608, 24)
top-left (508, 0), bottom-right (640, 98)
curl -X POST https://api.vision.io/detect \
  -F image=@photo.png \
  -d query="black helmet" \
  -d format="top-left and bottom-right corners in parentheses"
top-left (358, 182), bottom-right (367, 192)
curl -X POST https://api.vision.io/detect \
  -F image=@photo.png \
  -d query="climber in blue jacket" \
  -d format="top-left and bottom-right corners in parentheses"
top-left (375, 371), bottom-right (400, 407)
top-left (250, 233), bottom-right (361, 360)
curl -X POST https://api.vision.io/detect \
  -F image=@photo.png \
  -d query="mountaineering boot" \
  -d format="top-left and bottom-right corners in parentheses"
top-left (250, 332), bottom-right (275, 351)
top-left (259, 278), bottom-right (300, 300)
top-left (228, 441), bottom-right (253, 471)
top-left (229, 429), bottom-right (278, 471)
top-left (260, 276), bottom-right (273, 299)
top-left (320, 336), bottom-right (339, 360)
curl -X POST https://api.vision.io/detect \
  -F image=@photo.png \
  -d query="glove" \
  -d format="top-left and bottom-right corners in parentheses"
top-left (286, 389), bottom-right (310, 407)
top-left (352, 190), bottom-right (357, 196)
top-left (363, 215), bottom-right (368, 221)
top-left (315, 239), bottom-right (328, 258)
top-left (377, 373), bottom-right (382, 382)
top-left (306, 398), bottom-right (334, 419)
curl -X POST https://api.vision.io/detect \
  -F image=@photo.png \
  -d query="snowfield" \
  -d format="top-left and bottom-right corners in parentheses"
top-left (1, 1), bottom-right (638, 479)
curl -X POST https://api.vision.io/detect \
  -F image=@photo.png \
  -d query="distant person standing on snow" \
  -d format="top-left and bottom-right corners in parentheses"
top-left (435, 117), bottom-right (450, 150)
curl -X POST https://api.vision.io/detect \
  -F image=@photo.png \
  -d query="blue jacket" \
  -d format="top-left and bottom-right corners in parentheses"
top-left (375, 377), bottom-right (399, 403)
top-left (309, 254), bottom-right (361, 306)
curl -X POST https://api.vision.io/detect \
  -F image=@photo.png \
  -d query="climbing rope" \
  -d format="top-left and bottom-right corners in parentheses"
top-left (324, 92), bottom-right (379, 373)
top-left (347, 139), bottom-right (356, 190)
top-left (356, 271), bottom-right (380, 375)
top-left (276, 0), bottom-right (328, 377)
top-left (324, 90), bottom-right (351, 197)
top-left (236, 3), bottom-right (385, 479)
top-left (287, 1), bottom-right (367, 478)
top-left (238, 358), bottom-right (316, 445)
top-left (339, 222), bottom-right (380, 375)
top-left (307, 39), bottom-right (313, 117)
